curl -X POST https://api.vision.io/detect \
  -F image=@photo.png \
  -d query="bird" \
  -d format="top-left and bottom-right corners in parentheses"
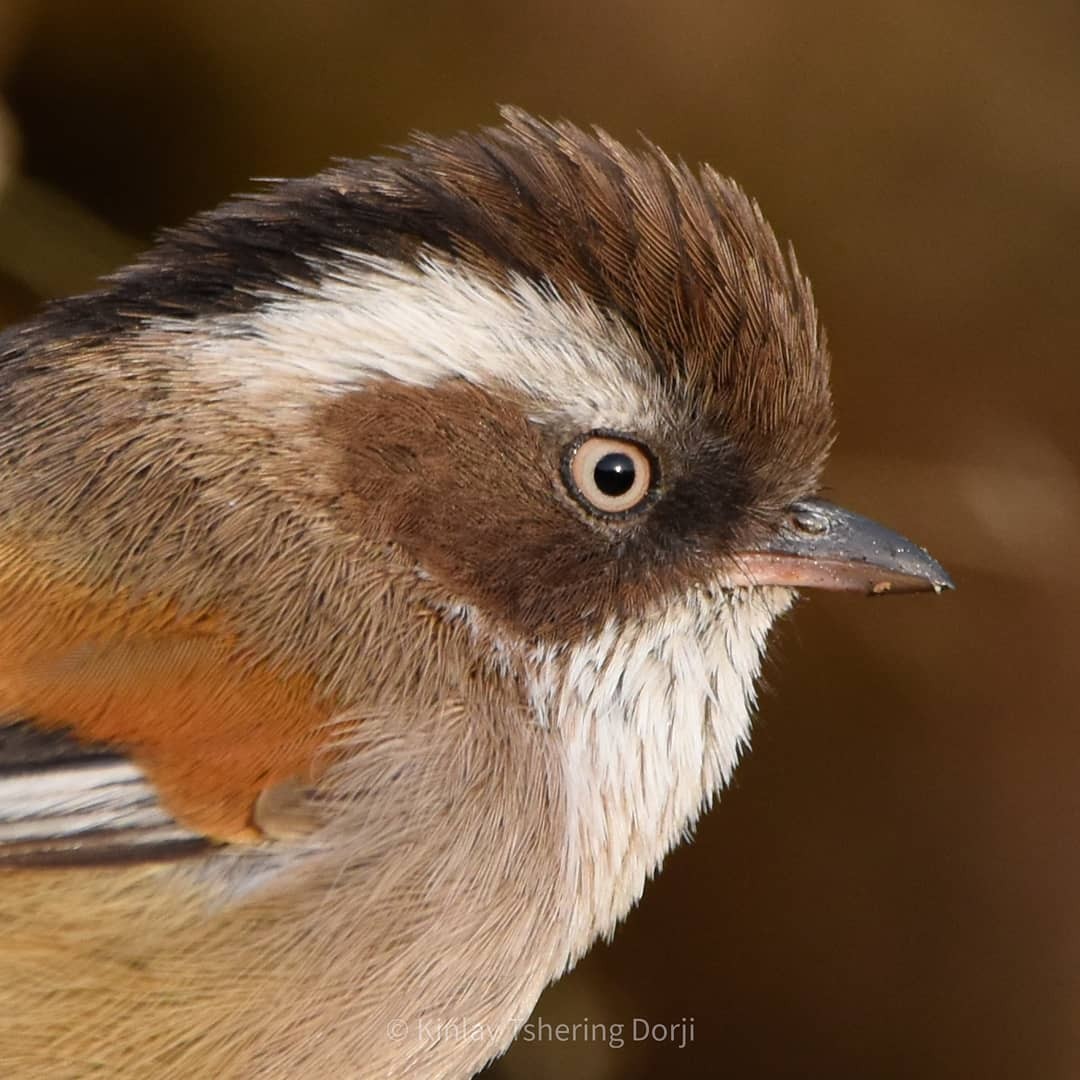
top-left (0, 107), bottom-right (951, 1078)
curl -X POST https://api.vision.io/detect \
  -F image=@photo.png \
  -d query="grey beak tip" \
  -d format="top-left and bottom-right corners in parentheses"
top-left (926, 559), bottom-right (955, 593)
top-left (880, 549), bottom-right (955, 595)
top-left (873, 534), bottom-right (955, 595)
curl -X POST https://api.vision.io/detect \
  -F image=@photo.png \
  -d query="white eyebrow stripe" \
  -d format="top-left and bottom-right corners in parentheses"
top-left (151, 255), bottom-right (666, 433)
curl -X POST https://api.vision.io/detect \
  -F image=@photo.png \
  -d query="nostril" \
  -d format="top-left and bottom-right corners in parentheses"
top-left (790, 507), bottom-right (829, 536)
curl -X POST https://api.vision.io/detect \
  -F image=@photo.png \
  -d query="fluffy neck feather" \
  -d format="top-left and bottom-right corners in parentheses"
top-left (537, 583), bottom-right (795, 960)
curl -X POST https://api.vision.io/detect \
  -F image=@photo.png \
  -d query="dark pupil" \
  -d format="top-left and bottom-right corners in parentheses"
top-left (593, 452), bottom-right (636, 497)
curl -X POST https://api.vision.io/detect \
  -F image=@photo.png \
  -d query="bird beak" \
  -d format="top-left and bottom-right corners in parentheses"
top-left (727, 498), bottom-right (954, 595)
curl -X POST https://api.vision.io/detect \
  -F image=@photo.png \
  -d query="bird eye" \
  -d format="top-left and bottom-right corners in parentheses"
top-left (566, 435), bottom-right (655, 516)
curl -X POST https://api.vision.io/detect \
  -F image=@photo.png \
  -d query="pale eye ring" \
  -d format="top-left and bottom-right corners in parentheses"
top-left (565, 434), bottom-right (655, 516)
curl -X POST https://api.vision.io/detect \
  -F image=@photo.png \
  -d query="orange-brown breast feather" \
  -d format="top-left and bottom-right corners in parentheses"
top-left (0, 541), bottom-right (336, 840)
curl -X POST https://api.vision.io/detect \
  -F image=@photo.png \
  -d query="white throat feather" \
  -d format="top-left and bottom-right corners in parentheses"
top-left (534, 583), bottom-right (795, 959)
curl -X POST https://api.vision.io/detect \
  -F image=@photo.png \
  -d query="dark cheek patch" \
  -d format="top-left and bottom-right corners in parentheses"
top-left (324, 381), bottom-right (599, 637)
top-left (322, 381), bottom-right (754, 641)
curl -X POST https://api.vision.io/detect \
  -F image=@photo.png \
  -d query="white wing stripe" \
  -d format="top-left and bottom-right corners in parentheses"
top-left (0, 759), bottom-right (183, 842)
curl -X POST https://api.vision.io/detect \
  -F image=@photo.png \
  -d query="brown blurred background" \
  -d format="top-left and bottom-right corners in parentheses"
top-left (1, 2), bottom-right (1076, 1077)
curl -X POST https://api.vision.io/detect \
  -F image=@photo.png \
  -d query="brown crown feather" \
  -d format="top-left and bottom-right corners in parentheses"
top-left (5, 108), bottom-right (833, 509)
top-left (376, 107), bottom-right (835, 509)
